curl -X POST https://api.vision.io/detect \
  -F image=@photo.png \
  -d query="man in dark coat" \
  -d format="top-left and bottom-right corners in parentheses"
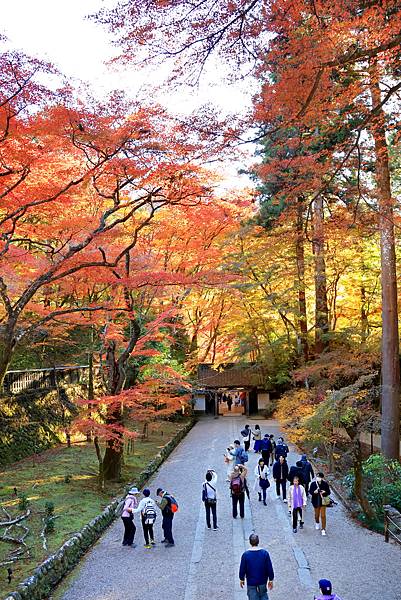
top-left (299, 454), bottom-right (314, 495)
top-left (287, 460), bottom-right (305, 485)
top-left (272, 455), bottom-right (289, 502)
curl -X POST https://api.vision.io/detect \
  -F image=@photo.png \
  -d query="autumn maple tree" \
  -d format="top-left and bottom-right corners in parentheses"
top-left (97, 0), bottom-right (401, 459)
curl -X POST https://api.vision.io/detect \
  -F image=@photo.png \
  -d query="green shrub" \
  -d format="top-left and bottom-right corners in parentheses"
top-left (18, 492), bottom-right (29, 511)
top-left (343, 454), bottom-right (401, 517)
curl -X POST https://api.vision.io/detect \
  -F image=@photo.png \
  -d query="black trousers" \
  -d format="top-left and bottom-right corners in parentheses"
top-left (141, 516), bottom-right (155, 544)
top-left (292, 507), bottom-right (303, 529)
top-left (258, 486), bottom-right (267, 502)
top-left (162, 514), bottom-right (174, 544)
top-left (232, 493), bottom-right (245, 518)
top-left (121, 516), bottom-right (136, 546)
top-left (275, 479), bottom-right (287, 500)
top-left (205, 501), bottom-right (217, 528)
top-left (244, 440), bottom-right (251, 452)
top-left (261, 450), bottom-right (271, 465)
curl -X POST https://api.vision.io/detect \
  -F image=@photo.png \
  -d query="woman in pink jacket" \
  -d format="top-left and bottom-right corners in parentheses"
top-left (121, 487), bottom-right (139, 547)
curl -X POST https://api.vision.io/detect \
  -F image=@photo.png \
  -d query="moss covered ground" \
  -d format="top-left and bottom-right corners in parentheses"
top-left (0, 420), bottom-right (185, 595)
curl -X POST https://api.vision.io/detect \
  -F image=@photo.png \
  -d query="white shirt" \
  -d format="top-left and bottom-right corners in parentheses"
top-left (133, 497), bottom-right (157, 514)
top-left (203, 471), bottom-right (218, 499)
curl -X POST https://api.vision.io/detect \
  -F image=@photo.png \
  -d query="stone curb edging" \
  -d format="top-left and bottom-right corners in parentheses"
top-left (3, 418), bottom-right (196, 600)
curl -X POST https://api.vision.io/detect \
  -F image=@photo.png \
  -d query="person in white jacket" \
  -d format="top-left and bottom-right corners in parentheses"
top-left (133, 488), bottom-right (157, 548)
top-left (288, 476), bottom-right (307, 533)
top-left (225, 444), bottom-right (235, 480)
top-left (254, 458), bottom-right (270, 506)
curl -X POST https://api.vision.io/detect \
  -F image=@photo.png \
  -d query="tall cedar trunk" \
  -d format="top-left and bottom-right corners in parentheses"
top-left (296, 197), bottom-right (309, 361)
top-left (361, 284), bottom-right (369, 343)
top-left (370, 68), bottom-right (400, 460)
top-left (312, 196), bottom-right (330, 354)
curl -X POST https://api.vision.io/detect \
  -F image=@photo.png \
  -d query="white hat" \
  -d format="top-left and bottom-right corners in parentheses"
top-left (128, 487), bottom-right (139, 495)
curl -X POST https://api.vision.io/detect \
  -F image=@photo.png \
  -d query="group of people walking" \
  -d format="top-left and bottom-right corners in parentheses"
top-left (120, 421), bottom-right (339, 600)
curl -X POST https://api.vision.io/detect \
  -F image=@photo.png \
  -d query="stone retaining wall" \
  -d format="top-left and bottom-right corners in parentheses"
top-left (2, 418), bottom-right (196, 600)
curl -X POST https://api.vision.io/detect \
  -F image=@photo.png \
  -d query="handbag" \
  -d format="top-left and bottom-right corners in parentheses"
top-left (317, 481), bottom-right (331, 506)
top-left (259, 466), bottom-right (270, 490)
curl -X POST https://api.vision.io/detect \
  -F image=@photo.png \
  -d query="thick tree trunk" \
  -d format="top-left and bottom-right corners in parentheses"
top-left (370, 68), bottom-right (400, 460)
top-left (346, 431), bottom-right (375, 519)
top-left (296, 197), bottom-right (309, 362)
top-left (312, 196), bottom-right (329, 354)
top-left (0, 322), bottom-right (17, 392)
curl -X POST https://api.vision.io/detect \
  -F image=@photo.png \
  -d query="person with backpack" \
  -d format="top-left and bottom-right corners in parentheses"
top-left (272, 455), bottom-right (289, 502)
top-left (260, 434), bottom-right (272, 466)
top-left (288, 475), bottom-right (307, 533)
top-left (230, 439), bottom-right (249, 466)
top-left (274, 437), bottom-right (289, 460)
top-left (121, 487), bottom-right (140, 547)
top-left (254, 458), bottom-right (270, 506)
top-left (287, 460), bottom-right (305, 485)
top-left (230, 465), bottom-right (248, 518)
top-left (314, 579), bottom-right (343, 600)
top-left (299, 454), bottom-right (315, 495)
top-left (309, 473), bottom-right (331, 536)
top-left (202, 469), bottom-right (218, 530)
top-left (133, 488), bottom-right (157, 548)
top-left (239, 533), bottom-right (274, 600)
top-left (241, 425), bottom-right (252, 452)
top-left (156, 488), bottom-right (178, 547)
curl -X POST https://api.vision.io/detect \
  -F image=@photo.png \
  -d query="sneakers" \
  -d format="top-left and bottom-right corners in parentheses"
top-left (160, 538), bottom-right (167, 543)
top-left (300, 522), bottom-right (304, 529)
top-left (150, 540), bottom-right (156, 546)
top-left (263, 501), bottom-right (267, 506)
top-left (144, 544), bottom-right (152, 549)
top-left (321, 529), bottom-right (327, 536)
top-left (283, 499), bottom-right (287, 503)
top-left (293, 528), bottom-right (297, 533)
top-left (213, 526), bottom-right (219, 531)
top-left (315, 523), bottom-right (320, 530)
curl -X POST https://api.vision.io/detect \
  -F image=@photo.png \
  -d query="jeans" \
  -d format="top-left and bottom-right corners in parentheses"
top-left (247, 584), bottom-right (269, 600)
top-left (292, 507), bottom-right (303, 529)
top-left (275, 479), bottom-right (287, 500)
top-left (258, 487), bottom-right (267, 502)
top-left (232, 493), bottom-right (245, 518)
top-left (121, 516), bottom-right (136, 546)
top-left (205, 501), bottom-right (217, 528)
top-left (141, 516), bottom-right (154, 544)
top-left (162, 514), bottom-right (174, 544)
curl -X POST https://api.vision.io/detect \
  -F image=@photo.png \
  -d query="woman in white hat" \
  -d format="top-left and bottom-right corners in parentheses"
top-left (224, 444), bottom-right (235, 481)
top-left (121, 487), bottom-right (140, 547)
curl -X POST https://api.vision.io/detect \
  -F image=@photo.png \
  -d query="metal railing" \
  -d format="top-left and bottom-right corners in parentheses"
top-left (3, 366), bottom-right (90, 394)
top-left (384, 505), bottom-right (401, 545)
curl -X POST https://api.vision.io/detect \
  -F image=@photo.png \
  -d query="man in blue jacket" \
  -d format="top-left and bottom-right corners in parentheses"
top-left (239, 533), bottom-right (274, 600)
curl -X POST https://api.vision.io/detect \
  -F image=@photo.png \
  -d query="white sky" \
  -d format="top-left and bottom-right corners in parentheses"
top-left (1, 0), bottom-right (257, 189)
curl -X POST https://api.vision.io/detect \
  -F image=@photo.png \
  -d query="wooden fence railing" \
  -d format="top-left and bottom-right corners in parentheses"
top-left (3, 366), bottom-right (91, 394)
top-left (384, 505), bottom-right (401, 545)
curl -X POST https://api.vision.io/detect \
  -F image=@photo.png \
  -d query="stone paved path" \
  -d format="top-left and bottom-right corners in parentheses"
top-left (56, 418), bottom-right (401, 600)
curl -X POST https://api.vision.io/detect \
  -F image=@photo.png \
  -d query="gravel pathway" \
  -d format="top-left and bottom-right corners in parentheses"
top-left (56, 418), bottom-right (401, 600)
